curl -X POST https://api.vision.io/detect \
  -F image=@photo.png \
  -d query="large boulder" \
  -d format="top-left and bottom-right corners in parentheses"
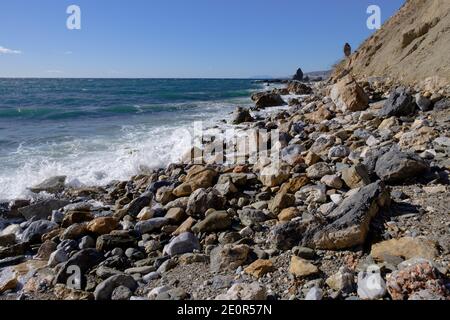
top-left (29, 176), bottom-right (66, 194)
top-left (254, 93), bottom-right (286, 109)
top-left (293, 68), bottom-right (304, 81)
top-left (330, 75), bottom-right (369, 112)
top-left (231, 107), bottom-right (253, 125)
top-left (287, 81), bottom-right (313, 95)
top-left (375, 147), bottom-right (429, 184)
top-left (379, 87), bottom-right (417, 117)
top-left (304, 181), bottom-right (390, 250)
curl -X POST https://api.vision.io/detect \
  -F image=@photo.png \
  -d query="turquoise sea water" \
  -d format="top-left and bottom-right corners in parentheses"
top-left (0, 78), bottom-right (261, 200)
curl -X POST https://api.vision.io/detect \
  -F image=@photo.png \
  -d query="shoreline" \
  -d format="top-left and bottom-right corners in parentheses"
top-left (1, 76), bottom-right (449, 300)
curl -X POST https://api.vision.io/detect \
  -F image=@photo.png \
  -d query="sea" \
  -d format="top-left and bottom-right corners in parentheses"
top-left (0, 78), bottom-right (267, 201)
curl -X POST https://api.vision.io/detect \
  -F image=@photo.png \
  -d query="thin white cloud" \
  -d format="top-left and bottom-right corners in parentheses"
top-left (64, 51), bottom-right (73, 55)
top-left (0, 46), bottom-right (22, 54)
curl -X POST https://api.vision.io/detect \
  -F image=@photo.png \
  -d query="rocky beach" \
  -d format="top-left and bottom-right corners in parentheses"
top-left (1, 70), bottom-right (449, 300)
top-left (1, 0), bottom-right (450, 302)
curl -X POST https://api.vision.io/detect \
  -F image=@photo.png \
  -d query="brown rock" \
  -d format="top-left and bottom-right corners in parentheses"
top-left (86, 217), bottom-right (119, 235)
top-left (165, 208), bottom-right (187, 224)
top-left (35, 240), bottom-right (58, 260)
top-left (341, 164), bottom-right (371, 189)
top-left (60, 223), bottom-right (88, 240)
top-left (54, 284), bottom-right (94, 300)
top-left (280, 176), bottom-right (310, 194)
top-left (173, 166), bottom-right (218, 197)
top-left (244, 259), bottom-right (275, 278)
top-left (371, 237), bottom-right (439, 262)
top-left (304, 152), bottom-right (321, 166)
top-left (269, 193), bottom-right (296, 214)
top-left (278, 207), bottom-right (300, 222)
top-left (172, 217), bottom-right (197, 236)
top-left (210, 244), bottom-right (250, 273)
top-left (61, 211), bottom-right (94, 228)
top-left (330, 75), bottom-right (369, 112)
top-left (305, 106), bottom-right (334, 123)
top-left (259, 165), bottom-right (291, 187)
top-left (289, 256), bottom-right (319, 278)
top-left (0, 275), bottom-right (18, 294)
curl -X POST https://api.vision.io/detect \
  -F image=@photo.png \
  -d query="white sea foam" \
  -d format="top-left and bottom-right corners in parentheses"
top-left (0, 84), bottom-right (302, 202)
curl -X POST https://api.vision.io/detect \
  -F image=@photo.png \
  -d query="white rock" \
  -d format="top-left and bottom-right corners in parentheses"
top-left (215, 282), bottom-right (267, 300)
top-left (47, 248), bottom-right (69, 267)
top-left (148, 286), bottom-right (171, 300)
top-left (305, 286), bottom-right (323, 300)
top-left (330, 194), bottom-right (343, 205)
top-left (357, 269), bottom-right (386, 300)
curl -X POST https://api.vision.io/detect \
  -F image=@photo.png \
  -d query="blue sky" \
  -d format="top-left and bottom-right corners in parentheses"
top-left (0, 0), bottom-right (405, 78)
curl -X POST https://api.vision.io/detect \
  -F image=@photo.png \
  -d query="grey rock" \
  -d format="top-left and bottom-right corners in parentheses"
top-left (254, 93), bottom-right (286, 109)
top-left (111, 285), bottom-right (133, 300)
top-left (305, 181), bottom-right (390, 250)
top-left (186, 188), bottom-right (226, 218)
top-left (22, 220), bottom-right (58, 243)
top-left (96, 234), bottom-right (137, 252)
top-left (126, 192), bottom-right (153, 217)
top-left (143, 272), bottom-right (160, 282)
top-left (281, 144), bottom-right (305, 165)
top-left (328, 145), bottom-right (350, 159)
top-left (415, 94), bottom-right (432, 111)
top-left (163, 232), bottom-right (201, 256)
top-left (48, 248), bottom-right (69, 267)
top-left (306, 162), bottom-right (332, 180)
top-left (210, 244), bottom-right (250, 273)
top-left (56, 249), bottom-right (104, 286)
top-left (94, 274), bottom-right (137, 300)
top-left (375, 147), bottom-right (429, 184)
top-left (29, 176), bottom-right (66, 194)
top-left (79, 235), bottom-right (96, 249)
top-left (434, 98), bottom-right (449, 111)
top-left (231, 107), bottom-right (253, 125)
top-left (238, 208), bottom-right (267, 227)
top-left (18, 199), bottom-right (70, 220)
top-left (157, 258), bottom-right (177, 273)
top-left (305, 287), bottom-right (323, 300)
top-left (135, 218), bottom-right (169, 234)
top-left (379, 87), bottom-right (417, 117)
top-left (268, 220), bottom-right (313, 250)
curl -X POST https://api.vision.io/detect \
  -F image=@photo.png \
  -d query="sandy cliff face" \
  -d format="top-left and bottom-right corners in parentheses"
top-left (333, 0), bottom-right (450, 89)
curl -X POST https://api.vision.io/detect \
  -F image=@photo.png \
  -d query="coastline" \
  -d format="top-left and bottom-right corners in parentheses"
top-left (1, 76), bottom-right (449, 300)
